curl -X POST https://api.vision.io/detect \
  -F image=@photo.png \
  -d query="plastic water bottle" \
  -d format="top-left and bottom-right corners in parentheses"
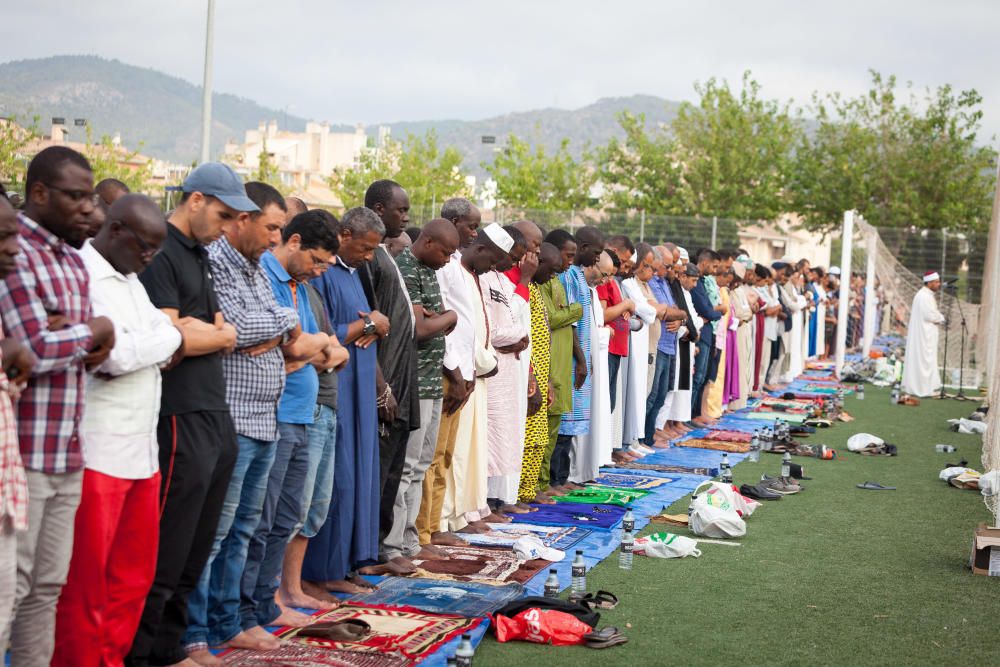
top-left (455, 634), bottom-right (474, 667)
top-left (781, 451), bottom-right (791, 478)
top-left (891, 383), bottom-right (900, 405)
top-left (571, 550), bottom-right (586, 592)
top-left (720, 454), bottom-right (732, 483)
top-left (543, 568), bottom-right (560, 598)
top-left (935, 444), bottom-right (957, 453)
top-left (749, 431), bottom-right (761, 463)
top-left (857, 384), bottom-right (865, 400)
top-left (622, 506), bottom-right (635, 532)
top-left (619, 530), bottom-right (634, 570)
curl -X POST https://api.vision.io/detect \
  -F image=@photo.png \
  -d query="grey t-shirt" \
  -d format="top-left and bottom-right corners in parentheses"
top-left (303, 282), bottom-right (338, 409)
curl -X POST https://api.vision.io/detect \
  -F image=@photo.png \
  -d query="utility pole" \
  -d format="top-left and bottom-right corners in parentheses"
top-left (199, 0), bottom-right (216, 165)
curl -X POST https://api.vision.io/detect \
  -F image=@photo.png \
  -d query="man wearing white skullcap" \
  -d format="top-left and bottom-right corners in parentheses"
top-left (901, 270), bottom-right (945, 396)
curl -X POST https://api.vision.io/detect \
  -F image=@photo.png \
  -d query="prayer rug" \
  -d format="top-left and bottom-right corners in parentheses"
top-left (746, 411), bottom-right (807, 424)
top-left (413, 545), bottom-right (552, 585)
top-left (611, 462), bottom-right (713, 476)
top-left (222, 644), bottom-right (410, 666)
top-left (351, 577), bottom-right (523, 617)
top-left (508, 502), bottom-right (627, 530)
top-left (591, 472), bottom-right (674, 490)
top-left (461, 524), bottom-right (593, 551)
top-left (676, 438), bottom-right (751, 453)
top-left (552, 487), bottom-right (651, 506)
top-left (222, 603), bottom-right (482, 664)
top-left (703, 429), bottom-right (752, 442)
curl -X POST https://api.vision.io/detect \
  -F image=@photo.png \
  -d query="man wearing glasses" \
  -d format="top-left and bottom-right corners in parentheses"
top-left (0, 146), bottom-right (117, 665)
top-left (53, 194), bottom-right (183, 667)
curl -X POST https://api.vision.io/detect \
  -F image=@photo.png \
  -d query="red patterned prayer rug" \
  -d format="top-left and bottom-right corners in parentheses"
top-left (221, 603), bottom-right (483, 665)
top-left (413, 545), bottom-right (552, 585)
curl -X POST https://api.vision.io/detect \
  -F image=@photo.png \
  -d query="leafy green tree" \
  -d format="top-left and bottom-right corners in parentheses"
top-left (792, 71), bottom-right (996, 233)
top-left (328, 130), bottom-right (471, 216)
top-left (0, 116), bottom-right (41, 193)
top-left (483, 134), bottom-right (594, 213)
top-left (82, 125), bottom-right (153, 193)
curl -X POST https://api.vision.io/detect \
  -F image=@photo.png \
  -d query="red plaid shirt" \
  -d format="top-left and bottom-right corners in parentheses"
top-left (0, 214), bottom-right (93, 474)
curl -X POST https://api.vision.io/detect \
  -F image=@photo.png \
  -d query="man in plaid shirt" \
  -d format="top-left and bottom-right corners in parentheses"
top-left (0, 147), bottom-right (117, 665)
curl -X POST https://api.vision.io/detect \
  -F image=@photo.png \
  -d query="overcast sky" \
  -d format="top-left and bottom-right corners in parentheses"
top-left (7, 1), bottom-right (1000, 140)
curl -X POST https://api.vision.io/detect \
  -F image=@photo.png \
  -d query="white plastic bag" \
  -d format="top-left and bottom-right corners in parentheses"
top-left (847, 433), bottom-right (884, 452)
top-left (634, 532), bottom-right (702, 559)
top-left (689, 484), bottom-right (747, 538)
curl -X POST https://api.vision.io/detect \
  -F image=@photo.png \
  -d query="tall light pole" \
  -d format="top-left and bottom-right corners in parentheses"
top-left (199, 0), bottom-right (216, 164)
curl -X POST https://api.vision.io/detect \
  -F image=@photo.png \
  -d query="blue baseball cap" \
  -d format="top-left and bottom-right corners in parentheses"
top-left (181, 162), bottom-right (259, 212)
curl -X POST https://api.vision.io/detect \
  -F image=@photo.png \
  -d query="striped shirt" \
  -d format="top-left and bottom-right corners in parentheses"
top-left (0, 214), bottom-right (93, 474)
top-left (0, 337), bottom-right (28, 530)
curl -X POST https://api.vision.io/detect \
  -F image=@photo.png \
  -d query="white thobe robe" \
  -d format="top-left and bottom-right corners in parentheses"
top-left (901, 286), bottom-right (945, 397)
top-left (621, 278), bottom-right (656, 445)
top-left (570, 288), bottom-right (611, 483)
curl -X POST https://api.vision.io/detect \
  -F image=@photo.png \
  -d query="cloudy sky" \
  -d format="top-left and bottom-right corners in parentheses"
top-left (7, 0), bottom-right (1000, 139)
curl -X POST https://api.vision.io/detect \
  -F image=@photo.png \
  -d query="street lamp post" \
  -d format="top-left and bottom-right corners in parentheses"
top-left (199, 0), bottom-right (216, 165)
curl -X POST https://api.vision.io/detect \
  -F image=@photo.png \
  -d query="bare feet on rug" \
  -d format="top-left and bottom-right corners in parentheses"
top-left (459, 520), bottom-right (490, 534)
top-left (481, 511), bottom-right (511, 523)
top-left (311, 578), bottom-right (370, 595)
top-left (415, 544), bottom-right (449, 559)
top-left (215, 627), bottom-right (281, 651)
top-left (271, 608), bottom-right (315, 628)
top-left (515, 502), bottom-right (538, 512)
top-left (171, 658), bottom-right (208, 667)
top-left (277, 586), bottom-right (335, 612)
top-left (611, 450), bottom-right (631, 464)
top-left (500, 503), bottom-right (530, 514)
top-left (563, 482), bottom-right (586, 490)
top-left (300, 581), bottom-right (341, 609)
top-left (358, 557), bottom-right (417, 576)
top-left (346, 574), bottom-right (377, 591)
top-left (430, 531), bottom-right (469, 546)
top-left (531, 492), bottom-right (556, 504)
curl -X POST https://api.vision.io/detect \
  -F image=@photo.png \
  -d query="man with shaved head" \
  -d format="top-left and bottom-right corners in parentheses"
top-left (284, 196), bottom-right (308, 219)
top-left (54, 194), bottom-right (183, 667)
top-left (387, 219), bottom-right (458, 562)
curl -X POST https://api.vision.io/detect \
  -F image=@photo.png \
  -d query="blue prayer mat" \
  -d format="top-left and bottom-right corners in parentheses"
top-left (508, 503), bottom-right (626, 531)
top-left (350, 577), bottom-right (524, 617)
top-left (461, 524), bottom-right (593, 551)
top-left (591, 472), bottom-right (675, 490)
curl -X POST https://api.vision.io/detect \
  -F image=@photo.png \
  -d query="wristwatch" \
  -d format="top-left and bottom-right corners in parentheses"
top-left (362, 314), bottom-right (377, 337)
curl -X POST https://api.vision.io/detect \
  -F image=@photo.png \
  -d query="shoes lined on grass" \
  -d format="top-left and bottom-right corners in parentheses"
top-left (760, 475), bottom-right (802, 495)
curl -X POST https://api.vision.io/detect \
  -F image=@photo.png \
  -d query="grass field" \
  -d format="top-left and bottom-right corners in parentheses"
top-left (474, 387), bottom-right (999, 666)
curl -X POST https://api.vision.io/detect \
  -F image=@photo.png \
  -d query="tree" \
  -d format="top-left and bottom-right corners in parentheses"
top-left (82, 125), bottom-right (153, 194)
top-left (483, 134), bottom-right (594, 214)
top-left (669, 71), bottom-right (802, 220)
top-left (0, 116), bottom-right (41, 193)
top-left (328, 130), bottom-right (471, 216)
top-left (253, 139), bottom-right (289, 194)
top-left (792, 71), bottom-right (997, 233)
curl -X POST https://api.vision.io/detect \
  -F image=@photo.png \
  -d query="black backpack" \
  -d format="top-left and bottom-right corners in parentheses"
top-left (494, 596), bottom-right (601, 629)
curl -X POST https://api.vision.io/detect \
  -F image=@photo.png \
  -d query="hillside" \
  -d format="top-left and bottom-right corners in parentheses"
top-left (0, 55), bottom-right (680, 170)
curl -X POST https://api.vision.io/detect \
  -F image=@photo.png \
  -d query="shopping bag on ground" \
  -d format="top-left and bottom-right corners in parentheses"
top-left (633, 531), bottom-right (702, 558)
top-left (689, 484), bottom-right (746, 538)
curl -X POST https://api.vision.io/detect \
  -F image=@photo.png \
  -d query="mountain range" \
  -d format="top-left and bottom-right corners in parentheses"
top-left (0, 55), bottom-right (679, 171)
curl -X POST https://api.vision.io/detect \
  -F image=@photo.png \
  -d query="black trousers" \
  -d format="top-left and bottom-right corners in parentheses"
top-left (126, 410), bottom-right (237, 666)
top-left (550, 434), bottom-right (574, 486)
top-left (378, 419), bottom-right (411, 552)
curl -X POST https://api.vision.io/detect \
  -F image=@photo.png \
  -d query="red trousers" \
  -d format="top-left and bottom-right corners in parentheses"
top-left (53, 469), bottom-right (160, 667)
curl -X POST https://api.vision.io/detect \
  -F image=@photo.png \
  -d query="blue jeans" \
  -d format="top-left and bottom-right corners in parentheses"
top-left (184, 435), bottom-right (276, 647)
top-left (691, 337), bottom-right (713, 418)
top-left (240, 423), bottom-right (310, 629)
top-left (644, 351), bottom-right (675, 444)
top-left (300, 405), bottom-right (337, 539)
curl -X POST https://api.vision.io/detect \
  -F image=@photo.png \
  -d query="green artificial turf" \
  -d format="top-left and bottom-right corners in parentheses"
top-left (474, 386), bottom-right (1000, 666)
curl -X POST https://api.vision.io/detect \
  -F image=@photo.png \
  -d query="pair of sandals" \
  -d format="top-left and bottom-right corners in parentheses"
top-left (568, 590), bottom-right (619, 610)
top-left (583, 625), bottom-right (628, 649)
top-left (295, 619), bottom-right (372, 642)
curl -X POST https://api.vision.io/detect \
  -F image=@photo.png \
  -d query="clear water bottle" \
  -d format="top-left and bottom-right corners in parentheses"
top-left (543, 568), bottom-right (560, 598)
top-left (622, 506), bottom-right (635, 532)
top-left (748, 431), bottom-right (760, 463)
top-left (455, 634), bottom-right (474, 667)
top-left (720, 453), bottom-right (732, 483)
top-left (891, 383), bottom-right (900, 405)
top-left (571, 550), bottom-right (586, 592)
top-left (781, 451), bottom-right (791, 478)
top-left (857, 384), bottom-right (865, 400)
top-left (619, 530), bottom-right (634, 570)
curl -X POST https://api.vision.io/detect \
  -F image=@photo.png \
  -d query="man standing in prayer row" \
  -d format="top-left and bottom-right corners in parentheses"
top-left (304, 207), bottom-right (388, 595)
top-left (388, 219), bottom-right (458, 561)
top-left (417, 198), bottom-right (482, 546)
top-left (361, 180), bottom-right (420, 573)
top-left (644, 245), bottom-right (687, 446)
top-left (53, 195), bottom-right (182, 667)
top-left (540, 230), bottom-right (584, 495)
top-left (482, 226), bottom-right (529, 514)
top-left (902, 271), bottom-right (946, 397)
top-left (183, 182), bottom-right (301, 661)
top-left (130, 162), bottom-right (250, 666)
top-left (439, 224), bottom-right (511, 532)
top-left (689, 248), bottom-right (723, 423)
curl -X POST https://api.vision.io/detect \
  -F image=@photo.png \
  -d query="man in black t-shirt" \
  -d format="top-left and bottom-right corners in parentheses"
top-left (128, 163), bottom-right (257, 667)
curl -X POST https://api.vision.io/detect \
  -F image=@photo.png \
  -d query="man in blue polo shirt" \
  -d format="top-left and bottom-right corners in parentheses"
top-left (241, 211), bottom-right (340, 632)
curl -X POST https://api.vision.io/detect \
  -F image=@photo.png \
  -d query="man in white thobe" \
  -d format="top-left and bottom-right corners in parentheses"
top-left (901, 272), bottom-right (946, 397)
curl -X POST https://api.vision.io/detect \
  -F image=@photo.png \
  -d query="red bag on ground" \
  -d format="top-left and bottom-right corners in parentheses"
top-left (492, 608), bottom-right (591, 646)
